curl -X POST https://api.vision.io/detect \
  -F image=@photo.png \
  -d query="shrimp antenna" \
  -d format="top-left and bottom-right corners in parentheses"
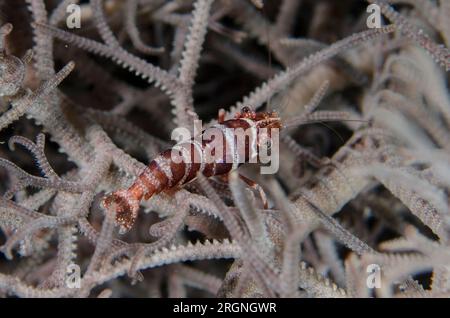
top-left (317, 121), bottom-right (346, 144)
top-left (283, 111), bottom-right (369, 129)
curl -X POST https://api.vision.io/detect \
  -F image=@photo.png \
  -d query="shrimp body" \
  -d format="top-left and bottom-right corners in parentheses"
top-left (103, 107), bottom-right (282, 232)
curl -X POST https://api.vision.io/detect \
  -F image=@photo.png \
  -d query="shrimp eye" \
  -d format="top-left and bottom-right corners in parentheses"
top-left (242, 106), bottom-right (251, 113)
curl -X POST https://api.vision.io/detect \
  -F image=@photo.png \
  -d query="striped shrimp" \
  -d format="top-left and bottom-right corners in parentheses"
top-left (103, 107), bottom-right (283, 233)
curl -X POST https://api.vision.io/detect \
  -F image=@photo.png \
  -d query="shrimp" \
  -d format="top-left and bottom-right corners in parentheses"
top-left (102, 106), bottom-right (282, 233)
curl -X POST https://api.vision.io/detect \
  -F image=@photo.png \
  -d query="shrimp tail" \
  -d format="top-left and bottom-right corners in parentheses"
top-left (102, 189), bottom-right (141, 234)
